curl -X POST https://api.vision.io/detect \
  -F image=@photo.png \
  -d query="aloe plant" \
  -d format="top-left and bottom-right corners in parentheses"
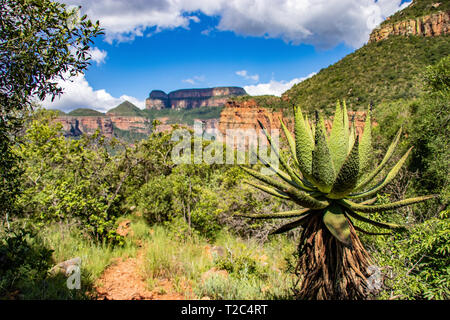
top-left (237, 101), bottom-right (436, 299)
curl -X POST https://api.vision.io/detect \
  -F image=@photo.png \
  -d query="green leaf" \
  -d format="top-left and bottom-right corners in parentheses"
top-left (284, 186), bottom-right (330, 209)
top-left (270, 214), bottom-right (312, 234)
top-left (349, 147), bottom-right (413, 199)
top-left (243, 180), bottom-right (290, 199)
top-left (279, 117), bottom-right (298, 165)
top-left (328, 138), bottom-right (360, 199)
top-left (348, 115), bottom-right (356, 155)
top-left (345, 208), bottom-right (405, 231)
top-left (240, 166), bottom-right (290, 192)
top-left (358, 108), bottom-right (372, 174)
top-left (322, 204), bottom-right (352, 247)
top-left (356, 127), bottom-right (402, 190)
top-left (258, 121), bottom-right (313, 191)
top-left (329, 101), bottom-right (348, 171)
top-left (311, 112), bottom-right (335, 193)
top-left (236, 208), bottom-right (311, 219)
top-left (294, 106), bottom-right (314, 177)
top-left (341, 195), bottom-right (437, 213)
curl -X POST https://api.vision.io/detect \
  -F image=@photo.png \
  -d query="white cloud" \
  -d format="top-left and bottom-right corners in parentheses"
top-left (88, 47), bottom-right (107, 65)
top-left (182, 75), bottom-right (206, 85)
top-left (236, 70), bottom-right (259, 82)
top-left (41, 73), bottom-right (145, 113)
top-left (58, 0), bottom-right (410, 48)
top-left (244, 72), bottom-right (316, 97)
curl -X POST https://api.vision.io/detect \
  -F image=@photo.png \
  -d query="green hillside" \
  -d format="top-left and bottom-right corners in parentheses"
top-left (283, 35), bottom-right (450, 112)
top-left (107, 100), bottom-right (144, 116)
top-left (143, 106), bottom-right (224, 125)
top-left (381, 0), bottom-right (450, 25)
top-left (68, 108), bottom-right (105, 116)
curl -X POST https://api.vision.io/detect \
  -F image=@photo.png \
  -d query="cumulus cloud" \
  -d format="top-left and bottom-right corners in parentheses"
top-left (88, 47), bottom-right (107, 65)
top-left (58, 0), bottom-right (410, 48)
top-left (236, 70), bottom-right (259, 82)
top-left (41, 73), bottom-right (145, 113)
top-left (244, 72), bottom-right (317, 97)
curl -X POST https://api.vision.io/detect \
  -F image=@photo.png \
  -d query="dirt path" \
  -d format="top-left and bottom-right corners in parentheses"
top-left (94, 221), bottom-right (192, 300)
top-left (94, 249), bottom-right (189, 300)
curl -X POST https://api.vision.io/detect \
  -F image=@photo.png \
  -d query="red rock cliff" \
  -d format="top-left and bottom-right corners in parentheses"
top-left (218, 99), bottom-right (371, 146)
top-left (369, 10), bottom-right (450, 43)
top-left (55, 115), bottom-right (150, 138)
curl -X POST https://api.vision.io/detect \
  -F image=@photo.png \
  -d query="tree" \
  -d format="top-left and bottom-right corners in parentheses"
top-left (237, 102), bottom-right (435, 299)
top-left (0, 0), bottom-right (102, 221)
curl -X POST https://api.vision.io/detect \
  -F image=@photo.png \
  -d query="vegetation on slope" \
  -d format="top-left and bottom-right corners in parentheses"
top-left (380, 0), bottom-right (450, 26)
top-left (68, 108), bottom-right (105, 117)
top-left (107, 101), bottom-right (144, 117)
top-left (283, 35), bottom-right (450, 113)
top-left (143, 106), bottom-right (224, 125)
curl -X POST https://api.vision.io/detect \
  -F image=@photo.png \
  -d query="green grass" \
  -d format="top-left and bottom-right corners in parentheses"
top-left (13, 214), bottom-right (297, 300)
top-left (283, 35), bottom-right (450, 114)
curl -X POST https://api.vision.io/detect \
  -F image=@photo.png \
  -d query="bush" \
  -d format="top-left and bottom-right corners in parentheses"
top-left (14, 110), bottom-right (124, 244)
top-left (0, 224), bottom-right (53, 299)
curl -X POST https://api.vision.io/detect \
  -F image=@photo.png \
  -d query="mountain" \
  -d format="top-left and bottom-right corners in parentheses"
top-left (68, 108), bottom-right (105, 117)
top-left (107, 101), bottom-right (145, 117)
top-left (146, 87), bottom-right (247, 110)
top-left (282, 0), bottom-right (449, 112)
top-left (55, 101), bottom-right (150, 142)
top-left (380, 0), bottom-right (449, 25)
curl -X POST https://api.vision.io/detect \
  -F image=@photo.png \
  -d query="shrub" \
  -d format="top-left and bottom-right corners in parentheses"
top-left (0, 224), bottom-right (53, 298)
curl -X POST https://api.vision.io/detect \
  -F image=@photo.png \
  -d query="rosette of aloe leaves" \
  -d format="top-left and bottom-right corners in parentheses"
top-left (237, 101), bottom-right (436, 300)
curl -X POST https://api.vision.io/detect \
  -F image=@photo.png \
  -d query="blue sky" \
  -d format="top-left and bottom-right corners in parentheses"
top-left (46, 0), bottom-right (411, 112)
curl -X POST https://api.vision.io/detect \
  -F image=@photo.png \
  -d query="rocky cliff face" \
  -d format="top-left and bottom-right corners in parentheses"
top-left (146, 87), bottom-right (247, 110)
top-left (369, 10), bottom-right (450, 43)
top-left (55, 115), bottom-right (150, 138)
top-left (217, 99), bottom-right (371, 149)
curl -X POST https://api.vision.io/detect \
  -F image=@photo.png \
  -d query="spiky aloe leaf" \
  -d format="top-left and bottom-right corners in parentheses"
top-left (329, 101), bottom-right (349, 172)
top-left (258, 122), bottom-right (313, 191)
top-left (284, 186), bottom-right (329, 209)
top-left (279, 117), bottom-right (298, 165)
top-left (356, 127), bottom-right (402, 190)
top-left (349, 147), bottom-right (413, 199)
top-left (312, 112), bottom-right (335, 193)
top-left (358, 108), bottom-right (372, 174)
top-left (345, 208), bottom-right (405, 231)
top-left (358, 197), bottom-right (378, 205)
top-left (341, 195), bottom-right (437, 213)
top-left (241, 166), bottom-right (290, 192)
top-left (323, 204), bottom-right (352, 247)
top-left (328, 138), bottom-right (360, 199)
top-left (343, 100), bottom-right (349, 142)
top-left (241, 167), bottom-right (328, 209)
top-left (243, 180), bottom-right (289, 200)
top-left (294, 106), bottom-right (314, 177)
top-left (348, 114), bottom-right (356, 155)
top-left (256, 153), bottom-right (308, 191)
top-left (304, 113), bottom-right (314, 141)
top-left (236, 208), bottom-right (311, 219)
top-left (271, 214), bottom-right (312, 234)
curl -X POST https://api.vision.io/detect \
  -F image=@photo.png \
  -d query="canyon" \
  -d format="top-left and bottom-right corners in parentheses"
top-left (55, 114), bottom-right (151, 139)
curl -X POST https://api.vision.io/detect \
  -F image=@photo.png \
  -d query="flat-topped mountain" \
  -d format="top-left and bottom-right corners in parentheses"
top-left (146, 87), bottom-right (247, 110)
